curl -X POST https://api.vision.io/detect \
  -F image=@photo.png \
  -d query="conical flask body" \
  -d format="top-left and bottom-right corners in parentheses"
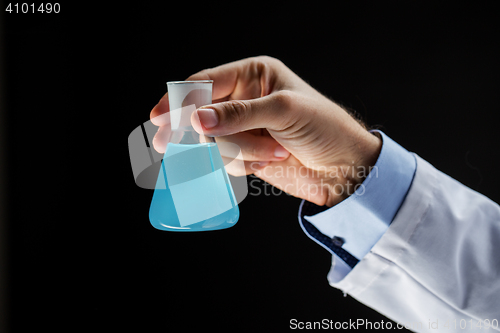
top-left (149, 80), bottom-right (239, 231)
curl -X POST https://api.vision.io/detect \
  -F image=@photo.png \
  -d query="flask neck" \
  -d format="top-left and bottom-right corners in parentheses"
top-left (169, 128), bottom-right (215, 145)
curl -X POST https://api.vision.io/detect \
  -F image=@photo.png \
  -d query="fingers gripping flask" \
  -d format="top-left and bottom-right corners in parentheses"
top-left (149, 81), bottom-right (240, 231)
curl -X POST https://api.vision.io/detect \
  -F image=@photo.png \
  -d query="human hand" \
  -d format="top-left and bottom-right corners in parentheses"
top-left (150, 56), bottom-right (381, 207)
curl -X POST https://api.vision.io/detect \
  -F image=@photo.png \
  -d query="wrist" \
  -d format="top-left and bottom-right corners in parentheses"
top-left (360, 130), bottom-right (383, 174)
top-left (326, 131), bottom-right (382, 207)
top-left (352, 130), bottom-right (382, 183)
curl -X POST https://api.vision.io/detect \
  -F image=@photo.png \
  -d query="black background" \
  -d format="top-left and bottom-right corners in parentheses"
top-left (2, 2), bottom-right (500, 332)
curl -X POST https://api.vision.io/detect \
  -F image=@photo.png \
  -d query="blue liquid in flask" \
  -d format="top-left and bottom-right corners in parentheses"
top-left (149, 142), bottom-right (239, 231)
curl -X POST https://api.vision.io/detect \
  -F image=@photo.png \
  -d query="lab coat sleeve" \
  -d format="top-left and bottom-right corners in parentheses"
top-left (331, 154), bottom-right (500, 332)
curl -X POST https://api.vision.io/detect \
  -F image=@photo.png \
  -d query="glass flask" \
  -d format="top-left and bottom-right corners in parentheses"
top-left (149, 80), bottom-right (240, 231)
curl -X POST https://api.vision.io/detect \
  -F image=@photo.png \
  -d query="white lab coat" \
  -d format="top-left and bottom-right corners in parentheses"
top-left (329, 155), bottom-right (500, 332)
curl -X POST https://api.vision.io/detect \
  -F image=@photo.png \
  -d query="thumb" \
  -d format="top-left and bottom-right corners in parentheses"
top-left (191, 90), bottom-right (296, 136)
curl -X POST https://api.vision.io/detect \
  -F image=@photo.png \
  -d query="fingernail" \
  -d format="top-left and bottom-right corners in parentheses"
top-left (274, 145), bottom-right (290, 158)
top-left (197, 108), bottom-right (219, 129)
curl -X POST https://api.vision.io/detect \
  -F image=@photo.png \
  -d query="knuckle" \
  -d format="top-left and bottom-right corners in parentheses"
top-left (247, 143), bottom-right (260, 160)
top-left (255, 55), bottom-right (281, 66)
top-left (243, 55), bottom-right (277, 70)
top-left (235, 161), bottom-right (255, 177)
top-left (270, 90), bottom-right (301, 132)
top-left (254, 56), bottom-right (285, 73)
top-left (272, 90), bottom-right (294, 110)
top-left (225, 163), bottom-right (245, 177)
top-left (223, 100), bottom-right (250, 127)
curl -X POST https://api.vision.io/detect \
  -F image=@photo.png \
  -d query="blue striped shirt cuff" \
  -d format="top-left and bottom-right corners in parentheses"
top-left (298, 131), bottom-right (416, 275)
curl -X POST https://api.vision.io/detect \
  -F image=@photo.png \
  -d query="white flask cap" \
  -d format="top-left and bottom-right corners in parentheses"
top-left (167, 80), bottom-right (213, 131)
